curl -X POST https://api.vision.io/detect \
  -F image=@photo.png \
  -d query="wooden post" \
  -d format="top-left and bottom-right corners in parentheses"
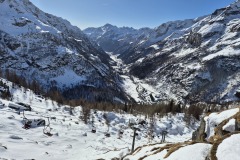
top-left (131, 128), bottom-right (137, 153)
top-left (161, 130), bottom-right (168, 143)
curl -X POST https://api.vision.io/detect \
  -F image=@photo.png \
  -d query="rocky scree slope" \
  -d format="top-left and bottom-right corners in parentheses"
top-left (0, 0), bottom-right (128, 102)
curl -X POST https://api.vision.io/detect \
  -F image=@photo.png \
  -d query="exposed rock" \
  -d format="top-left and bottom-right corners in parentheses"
top-left (186, 32), bottom-right (202, 47)
top-left (235, 90), bottom-right (240, 98)
top-left (192, 119), bottom-right (207, 142)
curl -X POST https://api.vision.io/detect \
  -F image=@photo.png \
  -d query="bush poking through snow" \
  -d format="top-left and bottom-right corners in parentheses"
top-left (81, 106), bottom-right (91, 124)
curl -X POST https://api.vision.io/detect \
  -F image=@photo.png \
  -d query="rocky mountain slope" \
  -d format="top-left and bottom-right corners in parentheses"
top-left (85, 0), bottom-right (240, 104)
top-left (0, 0), bottom-right (128, 102)
top-left (83, 19), bottom-right (201, 64)
top-left (129, 0), bottom-right (240, 103)
top-left (1, 0), bottom-right (240, 104)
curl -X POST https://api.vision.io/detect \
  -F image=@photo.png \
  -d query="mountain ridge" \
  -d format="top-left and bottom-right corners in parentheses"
top-left (0, 0), bottom-right (129, 102)
top-left (84, 0), bottom-right (240, 103)
top-left (1, 0), bottom-right (240, 104)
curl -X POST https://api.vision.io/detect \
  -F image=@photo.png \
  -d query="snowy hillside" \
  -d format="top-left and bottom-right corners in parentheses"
top-left (0, 78), bottom-right (198, 159)
top-left (125, 107), bottom-right (240, 160)
top-left (124, 142), bottom-right (212, 160)
top-left (0, 0), bottom-right (128, 102)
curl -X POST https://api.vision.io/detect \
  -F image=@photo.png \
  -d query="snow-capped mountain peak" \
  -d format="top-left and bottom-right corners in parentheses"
top-left (0, 0), bottom-right (128, 102)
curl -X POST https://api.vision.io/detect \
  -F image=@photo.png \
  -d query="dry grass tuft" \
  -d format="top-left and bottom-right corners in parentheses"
top-left (163, 141), bottom-right (202, 158)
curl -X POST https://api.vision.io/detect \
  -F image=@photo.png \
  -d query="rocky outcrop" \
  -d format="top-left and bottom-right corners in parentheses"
top-left (192, 119), bottom-right (207, 142)
top-left (186, 32), bottom-right (202, 47)
top-left (235, 90), bottom-right (240, 98)
top-left (123, 108), bottom-right (240, 160)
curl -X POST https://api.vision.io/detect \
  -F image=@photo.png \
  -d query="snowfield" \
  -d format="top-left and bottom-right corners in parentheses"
top-left (216, 134), bottom-right (240, 160)
top-left (222, 118), bottom-right (236, 133)
top-left (0, 79), bottom-right (197, 160)
top-left (165, 143), bottom-right (212, 160)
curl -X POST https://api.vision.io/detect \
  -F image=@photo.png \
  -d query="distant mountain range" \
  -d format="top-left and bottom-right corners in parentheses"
top-left (1, 0), bottom-right (240, 104)
top-left (84, 0), bottom-right (240, 103)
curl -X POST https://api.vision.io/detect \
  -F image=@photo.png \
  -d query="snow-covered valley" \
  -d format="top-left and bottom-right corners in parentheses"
top-left (1, 0), bottom-right (240, 104)
top-left (84, 0), bottom-right (240, 104)
top-left (1, 0), bottom-right (240, 159)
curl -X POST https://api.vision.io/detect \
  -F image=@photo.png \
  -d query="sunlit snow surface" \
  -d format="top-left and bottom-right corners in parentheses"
top-left (204, 108), bottom-right (239, 140)
top-left (124, 143), bottom-right (212, 160)
top-left (0, 78), bottom-right (197, 159)
top-left (216, 134), bottom-right (240, 160)
top-left (222, 118), bottom-right (236, 133)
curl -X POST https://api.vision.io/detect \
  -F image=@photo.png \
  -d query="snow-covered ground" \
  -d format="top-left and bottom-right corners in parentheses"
top-left (204, 108), bottom-right (239, 140)
top-left (124, 107), bottom-right (240, 160)
top-left (124, 142), bottom-right (212, 160)
top-left (0, 78), bottom-right (197, 159)
top-left (222, 118), bottom-right (236, 133)
top-left (216, 134), bottom-right (240, 160)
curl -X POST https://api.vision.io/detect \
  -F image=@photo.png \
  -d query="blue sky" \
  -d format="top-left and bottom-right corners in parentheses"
top-left (30, 0), bottom-right (235, 29)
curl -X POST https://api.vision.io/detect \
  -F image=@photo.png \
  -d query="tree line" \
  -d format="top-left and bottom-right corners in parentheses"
top-left (0, 68), bottom-right (230, 125)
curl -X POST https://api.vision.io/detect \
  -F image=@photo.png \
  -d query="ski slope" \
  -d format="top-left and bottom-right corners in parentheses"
top-left (0, 78), bottom-right (197, 159)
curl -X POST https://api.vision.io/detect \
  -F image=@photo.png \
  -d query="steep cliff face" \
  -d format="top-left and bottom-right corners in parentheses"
top-left (0, 0), bottom-right (127, 102)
